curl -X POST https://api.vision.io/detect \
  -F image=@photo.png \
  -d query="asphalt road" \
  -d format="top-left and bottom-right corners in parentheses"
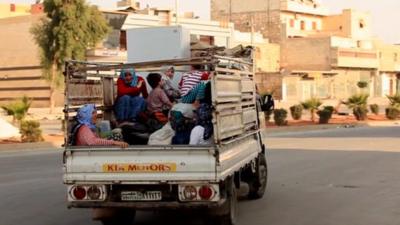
top-left (1, 126), bottom-right (400, 225)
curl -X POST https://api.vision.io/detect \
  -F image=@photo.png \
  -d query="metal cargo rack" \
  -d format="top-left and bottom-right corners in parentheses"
top-left (64, 55), bottom-right (259, 147)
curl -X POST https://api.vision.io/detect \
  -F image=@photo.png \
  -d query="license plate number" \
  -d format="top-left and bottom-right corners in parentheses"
top-left (121, 191), bottom-right (162, 201)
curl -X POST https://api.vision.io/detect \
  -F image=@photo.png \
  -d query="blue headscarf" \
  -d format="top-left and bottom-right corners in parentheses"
top-left (119, 68), bottom-right (138, 87)
top-left (77, 104), bottom-right (97, 131)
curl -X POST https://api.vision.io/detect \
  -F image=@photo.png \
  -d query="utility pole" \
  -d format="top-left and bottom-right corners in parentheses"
top-left (229, 0), bottom-right (232, 22)
top-left (175, 0), bottom-right (179, 24)
top-left (267, 0), bottom-right (270, 36)
top-left (250, 14), bottom-right (255, 47)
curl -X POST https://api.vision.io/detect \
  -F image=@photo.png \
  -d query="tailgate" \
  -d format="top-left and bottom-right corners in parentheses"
top-left (63, 146), bottom-right (217, 184)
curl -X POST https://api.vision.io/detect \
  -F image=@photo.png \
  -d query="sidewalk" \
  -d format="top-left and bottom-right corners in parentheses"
top-left (262, 119), bottom-right (400, 137)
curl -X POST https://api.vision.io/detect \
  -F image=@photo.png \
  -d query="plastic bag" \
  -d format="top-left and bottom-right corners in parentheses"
top-left (148, 123), bottom-right (175, 145)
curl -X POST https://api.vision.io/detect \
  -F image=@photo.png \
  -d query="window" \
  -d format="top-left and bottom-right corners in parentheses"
top-left (290, 19), bottom-right (295, 28)
top-left (312, 21), bottom-right (317, 30)
top-left (300, 21), bottom-right (306, 30)
top-left (119, 30), bottom-right (127, 50)
top-left (10, 4), bottom-right (16, 12)
top-left (359, 20), bottom-right (365, 29)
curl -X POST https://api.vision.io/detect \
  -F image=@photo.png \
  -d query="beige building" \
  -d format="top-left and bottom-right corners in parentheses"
top-left (375, 40), bottom-right (400, 97)
top-left (0, 14), bottom-right (63, 107)
top-left (0, 3), bottom-right (43, 19)
top-left (212, 0), bottom-right (399, 103)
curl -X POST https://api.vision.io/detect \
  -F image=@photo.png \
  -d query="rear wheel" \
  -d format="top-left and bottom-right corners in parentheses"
top-left (247, 153), bottom-right (268, 199)
top-left (211, 179), bottom-right (238, 225)
top-left (100, 209), bottom-right (136, 225)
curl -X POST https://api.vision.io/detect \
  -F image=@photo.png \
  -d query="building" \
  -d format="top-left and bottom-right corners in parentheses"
top-left (89, 0), bottom-right (244, 62)
top-left (0, 3), bottom-right (43, 19)
top-left (211, 0), bottom-right (399, 103)
top-left (375, 40), bottom-right (400, 97)
top-left (0, 14), bottom-right (63, 107)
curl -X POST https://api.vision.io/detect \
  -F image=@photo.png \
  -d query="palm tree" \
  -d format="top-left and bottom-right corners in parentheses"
top-left (301, 98), bottom-right (322, 122)
top-left (387, 94), bottom-right (400, 108)
top-left (344, 94), bottom-right (369, 121)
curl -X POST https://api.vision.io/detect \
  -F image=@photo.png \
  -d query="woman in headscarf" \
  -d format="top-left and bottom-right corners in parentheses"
top-left (189, 103), bottom-right (214, 145)
top-left (161, 65), bottom-right (180, 101)
top-left (114, 68), bottom-right (148, 122)
top-left (75, 104), bottom-right (128, 148)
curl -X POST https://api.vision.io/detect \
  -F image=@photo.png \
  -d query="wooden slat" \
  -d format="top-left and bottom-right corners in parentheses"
top-left (0, 66), bottom-right (42, 71)
top-left (0, 76), bottom-right (42, 81)
top-left (215, 67), bottom-right (253, 75)
top-left (0, 86), bottom-right (50, 91)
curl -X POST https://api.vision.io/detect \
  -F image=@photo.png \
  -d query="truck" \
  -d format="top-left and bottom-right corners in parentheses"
top-left (63, 54), bottom-right (268, 225)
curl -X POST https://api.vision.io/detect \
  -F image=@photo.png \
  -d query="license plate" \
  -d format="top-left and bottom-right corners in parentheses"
top-left (120, 191), bottom-right (162, 201)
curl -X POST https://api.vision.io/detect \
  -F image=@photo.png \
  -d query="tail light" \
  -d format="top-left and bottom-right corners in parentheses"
top-left (182, 186), bottom-right (197, 200)
top-left (87, 185), bottom-right (101, 200)
top-left (68, 185), bottom-right (106, 201)
top-left (179, 184), bottom-right (219, 202)
top-left (72, 186), bottom-right (86, 200)
top-left (198, 185), bottom-right (214, 200)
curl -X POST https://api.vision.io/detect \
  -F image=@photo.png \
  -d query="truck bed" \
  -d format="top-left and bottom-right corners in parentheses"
top-left (63, 133), bottom-right (261, 185)
top-left (63, 145), bottom-right (217, 184)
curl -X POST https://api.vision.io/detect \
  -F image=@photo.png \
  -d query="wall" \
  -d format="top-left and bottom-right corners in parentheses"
top-left (122, 13), bottom-right (233, 46)
top-left (211, 0), bottom-right (282, 43)
top-left (375, 40), bottom-right (400, 72)
top-left (256, 72), bottom-right (283, 100)
top-left (281, 37), bottom-right (332, 71)
top-left (322, 9), bottom-right (372, 40)
top-left (0, 15), bottom-right (63, 107)
top-left (211, 0), bottom-right (280, 15)
top-left (281, 11), bottom-right (323, 38)
top-left (280, 0), bottom-right (329, 16)
top-left (348, 9), bottom-right (372, 40)
top-left (257, 43), bottom-right (280, 73)
top-left (0, 3), bottom-right (30, 19)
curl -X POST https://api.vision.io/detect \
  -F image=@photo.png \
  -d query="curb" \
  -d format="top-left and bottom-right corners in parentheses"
top-left (0, 142), bottom-right (62, 152)
top-left (262, 123), bottom-right (366, 137)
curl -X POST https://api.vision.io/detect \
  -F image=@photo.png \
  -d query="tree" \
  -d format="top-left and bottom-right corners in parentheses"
top-left (343, 94), bottom-right (369, 121)
top-left (301, 98), bottom-right (322, 122)
top-left (31, 0), bottom-right (110, 113)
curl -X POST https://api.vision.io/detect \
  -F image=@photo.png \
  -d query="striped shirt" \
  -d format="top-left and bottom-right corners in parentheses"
top-left (76, 125), bottom-right (115, 146)
top-left (180, 71), bottom-right (204, 97)
top-left (181, 82), bottom-right (206, 104)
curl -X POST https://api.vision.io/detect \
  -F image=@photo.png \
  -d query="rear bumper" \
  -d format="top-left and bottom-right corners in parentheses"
top-left (68, 199), bottom-right (226, 210)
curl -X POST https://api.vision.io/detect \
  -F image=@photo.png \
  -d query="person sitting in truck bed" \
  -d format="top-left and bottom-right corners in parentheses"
top-left (189, 82), bottom-right (214, 145)
top-left (146, 73), bottom-right (173, 125)
top-left (114, 68), bottom-right (148, 123)
top-left (161, 65), bottom-right (180, 102)
top-left (189, 102), bottom-right (213, 145)
top-left (179, 65), bottom-right (210, 107)
top-left (74, 104), bottom-right (128, 148)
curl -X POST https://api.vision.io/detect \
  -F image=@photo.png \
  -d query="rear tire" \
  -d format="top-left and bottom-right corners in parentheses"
top-left (100, 209), bottom-right (136, 225)
top-left (248, 153), bottom-right (268, 199)
top-left (211, 179), bottom-right (238, 225)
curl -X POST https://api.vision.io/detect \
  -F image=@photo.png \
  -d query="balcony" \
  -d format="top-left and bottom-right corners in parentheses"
top-left (331, 47), bottom-right (379, 69)
top-left (280, 0), bottom-right (330, 16)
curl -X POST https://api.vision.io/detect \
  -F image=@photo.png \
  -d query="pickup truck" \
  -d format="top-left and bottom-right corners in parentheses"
top-left (63, 55), bottom-right (268, 225)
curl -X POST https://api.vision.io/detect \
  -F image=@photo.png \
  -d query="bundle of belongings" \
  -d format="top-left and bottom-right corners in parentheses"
top-left (191, 42), bottom-right (253, 60)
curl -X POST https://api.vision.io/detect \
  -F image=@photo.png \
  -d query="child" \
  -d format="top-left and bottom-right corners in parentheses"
top-left (146, 73), bottom-right (173, 124)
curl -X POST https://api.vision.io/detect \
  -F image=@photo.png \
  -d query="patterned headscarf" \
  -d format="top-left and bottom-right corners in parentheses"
top-left (196, 103), bottom-right (213, 140)
top-left (77, 104), bottom-right (97, 131)
top-left (119, 68), bottom-right (139, 87)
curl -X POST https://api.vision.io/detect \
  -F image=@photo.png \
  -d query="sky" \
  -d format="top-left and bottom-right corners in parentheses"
top-left (3, 0), bottom-right (399, 43)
